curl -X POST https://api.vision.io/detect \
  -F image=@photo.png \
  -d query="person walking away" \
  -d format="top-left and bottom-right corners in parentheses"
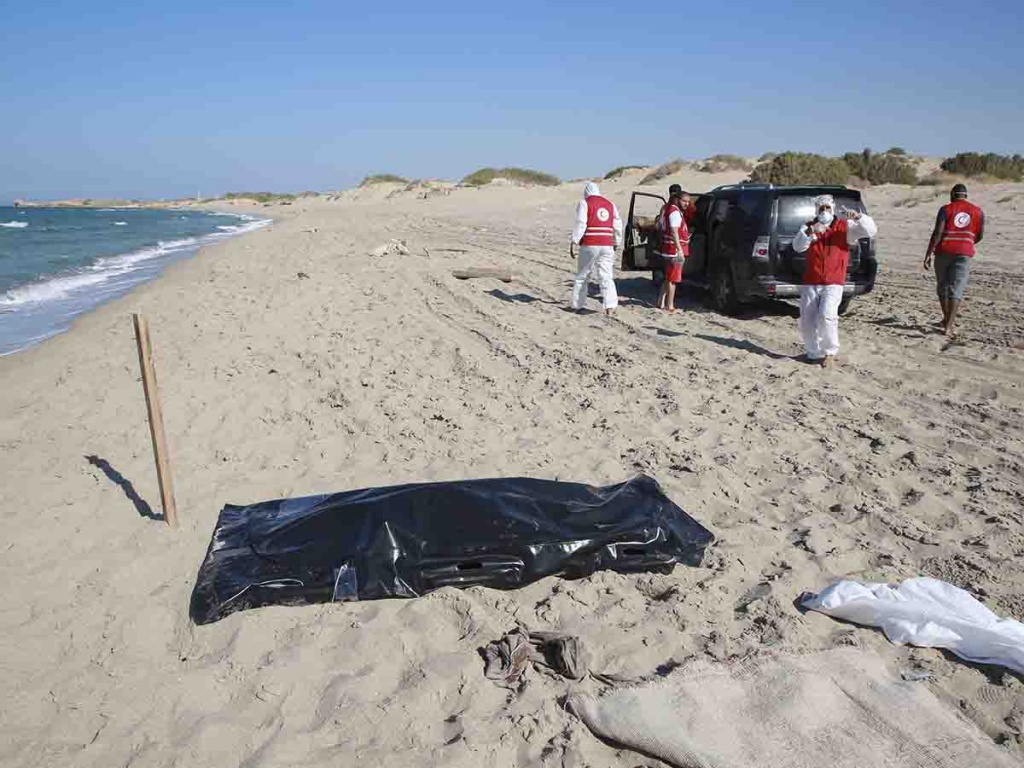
top-left (656, 184), bottom-right (690, 313)
top-left (792, 194), bottom-right (877, 368)
top-left (923, 183), bottom-right (984, 338)
top-left (570, 182), bottom-right (622, 316)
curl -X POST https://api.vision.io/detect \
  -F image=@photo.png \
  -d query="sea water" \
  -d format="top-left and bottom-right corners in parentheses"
top-left (0, 206), bottom-right (270, 355)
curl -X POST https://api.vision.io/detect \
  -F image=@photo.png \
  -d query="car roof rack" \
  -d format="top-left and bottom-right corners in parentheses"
top-left (710, 182), bottom-right (773, 192)
top-left (776, 184), bottom-right (849, 191)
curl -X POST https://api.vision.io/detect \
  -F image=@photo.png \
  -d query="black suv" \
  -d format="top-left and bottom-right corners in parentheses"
top-left (621, 183), bottom-right (878, 314)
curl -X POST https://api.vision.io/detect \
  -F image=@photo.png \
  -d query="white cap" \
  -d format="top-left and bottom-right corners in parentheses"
top-left (813, 194), bottom-right (835, 210)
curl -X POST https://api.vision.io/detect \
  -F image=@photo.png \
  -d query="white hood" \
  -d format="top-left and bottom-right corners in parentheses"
top-left (584, 182), bottom-right (600, 198)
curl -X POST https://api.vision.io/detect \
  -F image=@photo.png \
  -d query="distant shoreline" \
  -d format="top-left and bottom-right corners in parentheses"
top-left (11, 199), bottom-right (197, 209)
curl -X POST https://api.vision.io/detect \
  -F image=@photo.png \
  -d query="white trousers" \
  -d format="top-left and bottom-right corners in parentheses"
top-left (799, 284), bottom-right (843, 359)
top-left (572, 245), bottom-right (618, 310)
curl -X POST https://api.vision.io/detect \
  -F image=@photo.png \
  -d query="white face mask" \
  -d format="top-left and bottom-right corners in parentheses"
top-left (817, 210), bottom-right (835, 226)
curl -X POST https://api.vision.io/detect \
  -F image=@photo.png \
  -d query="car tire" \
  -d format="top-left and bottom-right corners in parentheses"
top-left (838, 296), bottom-right (853, 316)
top-left (710, 264), bottom-right (739, 315)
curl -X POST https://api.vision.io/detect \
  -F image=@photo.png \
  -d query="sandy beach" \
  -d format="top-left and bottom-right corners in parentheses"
top-left (2, 169), bottom-right (1023, 766)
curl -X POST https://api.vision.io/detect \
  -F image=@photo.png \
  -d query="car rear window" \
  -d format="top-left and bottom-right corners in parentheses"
top-left (777, 195), bottom-right (864, 235)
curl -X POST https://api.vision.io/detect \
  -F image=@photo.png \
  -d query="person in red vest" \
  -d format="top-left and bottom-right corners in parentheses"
top-left (680, 191), bottom-right (697, 227)
top-left (923, 183), bottom-right (985, 337)
top-left (792, 194), bottom-right (877, 368)
top-left (656, 184), bottom-right (690, 313)
top-left (570, 182), bottom-right (623, 315)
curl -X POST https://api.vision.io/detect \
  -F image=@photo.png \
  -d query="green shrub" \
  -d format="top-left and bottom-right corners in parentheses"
top-left (748, 152), bottom-right (851, 186)
top-left (757, 152), bottom-right (778, 163)
top-left (939, 153), bottom-right (1024, 181)
top-left (461, 167), bottom-right (560, 187)
top-left (359, 174), bottom-right (409, 186)
top-left (873, 154), bottom-right (918, 184)
top-left (222, 191), bottom-right (297, 203)
top-left (886, 146), bottom-right (908, 156)
top-left (640, 159), bottom-right (686, 185)
top-left (603, 165), bottom-right (645, 180)
top-left (842, 149), bottom-right (917, 184)
top-left (697, 154), bottom-right (753, 173)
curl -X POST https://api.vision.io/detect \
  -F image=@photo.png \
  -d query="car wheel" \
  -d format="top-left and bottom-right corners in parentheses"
top-left (838, 297), bottom-right (852, 315)
top-left (711, 265), bottom-right (739, 315)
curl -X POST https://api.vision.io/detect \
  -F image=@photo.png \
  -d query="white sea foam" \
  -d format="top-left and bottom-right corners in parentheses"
top-left (0, 215), bottom-right (270, 311)
top-left (1, 221), bottom-right (29, 229)
top-left (113, 221), bottom-right (128, 226)
top-left (0, 270), bottom-right (113, 305)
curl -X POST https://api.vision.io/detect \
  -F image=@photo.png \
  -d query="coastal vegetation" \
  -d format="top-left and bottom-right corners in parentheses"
top-left (748, 152), bottom-right (852, 186)
top-left (640, 159), bottom-right (687, 185)
top-left (940, 152), bottom-right (1024, 181)
top-left (359, 174), bottom-right (409, 186)
top-left (460, 167), bottom-right (560, 187)
top-left (696, 154), bottom-right (753, 173)
top-left (748, 148), bottom-right (917, 186)
top-left (603, 165), bottom-right (645, 180)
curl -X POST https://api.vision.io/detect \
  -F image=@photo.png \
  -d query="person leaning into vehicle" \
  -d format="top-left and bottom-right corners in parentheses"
top-left (570, 182), bottom-right (622, 316)
top-left (656, 184), bottom-right (690, 313)
top-left (792, 194), bottom-right (877, 368)
top-left (923, 183), bottom-right (984, 338)
top-left (680, 191), bottom-right (697, 227)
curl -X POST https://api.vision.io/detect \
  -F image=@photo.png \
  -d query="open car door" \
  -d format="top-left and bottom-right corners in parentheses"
top-left (622, 192), bottom-right (666, 271)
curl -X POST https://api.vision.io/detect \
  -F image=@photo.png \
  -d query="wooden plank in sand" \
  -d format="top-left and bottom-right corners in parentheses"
top-left (452, 267), bottom-right (515, 282)
top-left (132, 313), bottom-right (179, 529)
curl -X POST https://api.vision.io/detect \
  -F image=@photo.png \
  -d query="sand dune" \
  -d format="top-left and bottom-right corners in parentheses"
top-left (1, 172), bottom-right (1022, 766)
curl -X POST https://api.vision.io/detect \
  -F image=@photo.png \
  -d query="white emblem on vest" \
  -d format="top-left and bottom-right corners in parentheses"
top-left (953, 212), bottom-right (972, 228)
top-left (596, 207), bottom-right (610, 222)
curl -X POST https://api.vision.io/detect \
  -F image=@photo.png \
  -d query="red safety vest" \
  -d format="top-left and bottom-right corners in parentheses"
top-left (803, 218), bottom-right (850, 285)
top-left (580, 195), bottom-right (616, 246)
top-left (937, 200), bottom-right (983, 257)
top-left (658, 203), bottom-right (690, 257)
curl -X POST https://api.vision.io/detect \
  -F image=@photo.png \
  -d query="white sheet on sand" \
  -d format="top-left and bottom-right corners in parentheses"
top-left (568, 649), bottom-right (1017, 768)
top-left (803, 577), bottom-right (1024, 674)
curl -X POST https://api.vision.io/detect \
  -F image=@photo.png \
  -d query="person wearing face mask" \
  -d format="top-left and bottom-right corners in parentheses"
top-left (792, 194), bottom-right (877, 368)
top-left (569, 181), bottom-right (622, 316)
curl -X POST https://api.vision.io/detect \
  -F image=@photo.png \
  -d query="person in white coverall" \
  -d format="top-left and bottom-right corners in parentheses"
top-left (792, 194), bottom-right (877, 368)
top-left (570, 182), bottom-right (622, 316)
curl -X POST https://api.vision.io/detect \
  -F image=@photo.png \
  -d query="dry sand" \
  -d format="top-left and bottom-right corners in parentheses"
top-left (2, 169), bottom-right (1024, 767)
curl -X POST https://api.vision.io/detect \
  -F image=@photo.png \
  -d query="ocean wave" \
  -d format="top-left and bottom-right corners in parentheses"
top-left (0, 270), bottom-right (113, 305)
top-left (113, 221), bottom-right (128, 226)
top-left (1, 221), bottom-right (29, 229)
top-left (0, 216), bottom-right (270, 310)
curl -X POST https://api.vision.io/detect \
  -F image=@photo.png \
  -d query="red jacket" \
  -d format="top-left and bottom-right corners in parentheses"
top-left (580, 195), bottom-right (616, 246)
top-left (803, 218), bottom-right (850, 285)
top-left (937, 199), bottom-right (983, 257)
top-left (658, 203), bottom-right (690, 258)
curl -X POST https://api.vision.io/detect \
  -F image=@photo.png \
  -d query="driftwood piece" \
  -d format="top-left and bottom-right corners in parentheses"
top-left (452, 268), bottom-right (515, 283)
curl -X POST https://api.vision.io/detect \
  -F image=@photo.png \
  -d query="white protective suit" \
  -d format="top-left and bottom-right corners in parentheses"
top-left (571, 182), bottom-right (622, 310)
top-left (791, 194), bottom-right (877, 359)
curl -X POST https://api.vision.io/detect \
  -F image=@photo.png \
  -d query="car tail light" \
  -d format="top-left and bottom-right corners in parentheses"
top-left (767, 283), bottom-right (776, 296)
top-left (752, 236), bottom-right (770, 260)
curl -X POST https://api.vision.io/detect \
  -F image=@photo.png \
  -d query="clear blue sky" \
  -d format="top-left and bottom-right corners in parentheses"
top-left (2, 0), bottom-right (1021, 200)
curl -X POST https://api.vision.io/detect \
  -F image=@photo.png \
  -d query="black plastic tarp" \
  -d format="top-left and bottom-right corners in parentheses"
top-left (189, 474), bottom-right (713, 624)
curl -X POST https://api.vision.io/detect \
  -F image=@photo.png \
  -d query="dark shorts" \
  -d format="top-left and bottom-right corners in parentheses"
top-left (934, 252), bottom-right (971, 300)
